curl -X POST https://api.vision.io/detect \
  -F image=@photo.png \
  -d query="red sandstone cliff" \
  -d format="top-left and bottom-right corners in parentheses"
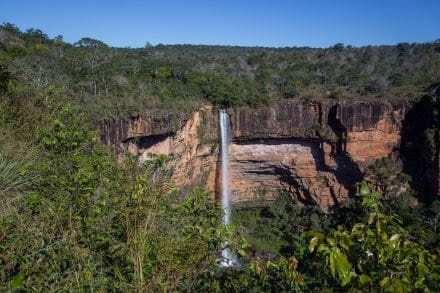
top-left (100, 97), bottom-right (439, 209)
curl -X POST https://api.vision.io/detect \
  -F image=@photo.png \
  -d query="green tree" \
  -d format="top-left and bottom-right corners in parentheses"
top-left (309, 182), bottom-right (440, 291)
top-left (74, 37), bottom-right (108, 48)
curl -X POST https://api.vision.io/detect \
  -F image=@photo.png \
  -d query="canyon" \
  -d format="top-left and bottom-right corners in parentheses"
top-left (100, 89), bottom-right (439, 210)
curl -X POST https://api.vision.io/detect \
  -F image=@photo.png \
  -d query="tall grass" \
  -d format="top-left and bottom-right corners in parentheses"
top-left (0, 151), bottom-right (35, 194)
top-left (0, 102), bottom-right (39, 199)
top-left (0, 143), bottom-right (38, 216)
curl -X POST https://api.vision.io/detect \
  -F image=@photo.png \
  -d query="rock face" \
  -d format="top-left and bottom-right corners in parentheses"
top-left (400, 85), bottom-right (440, 200)
top-left (100, 97), bottom-right (438, 209)
top-left (229, 140), bottom-right (349, 210)
top-left (117, 106), bottom-right (220, 194)
top-left (337, 102), bottom-right (408, 163)
top-left (100, 112), bottom-right (189, 146)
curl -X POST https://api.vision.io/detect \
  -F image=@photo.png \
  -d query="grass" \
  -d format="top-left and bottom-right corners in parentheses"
top-left (0, 108), bottom-right (39, 214)
top-left (0, 152), bottom-right (34, 194)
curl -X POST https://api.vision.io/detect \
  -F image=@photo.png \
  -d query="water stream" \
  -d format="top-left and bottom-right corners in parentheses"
top-left (219, 109), bottom-right (235, 267)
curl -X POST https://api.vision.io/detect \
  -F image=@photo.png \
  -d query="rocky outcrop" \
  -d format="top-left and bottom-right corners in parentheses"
top-left (100, 112), bottom-right (189, 145)
top-left (337, 102), bottom-right (409, 163)
top-left (227, 101), bottom-right (408, 164)
top-left (100, 98), bottom-right (436, 209)
top-left (119, 106), bottom-right (220, 194)
top-left (227, 102), bottom-right (326, 140)
top-left (229, 140), bottom-right (350, 210)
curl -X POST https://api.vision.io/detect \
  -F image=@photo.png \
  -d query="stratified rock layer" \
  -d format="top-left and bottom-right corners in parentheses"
top-left (100, 97), bottom-right (439, 209)
top-left (229, 140), bottom-right (349, 210)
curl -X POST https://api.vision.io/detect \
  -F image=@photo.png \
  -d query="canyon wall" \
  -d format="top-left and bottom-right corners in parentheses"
top-left (224, 101), bottom-right (407, 209)
top-left (100, 95), bottom-right (439, 210)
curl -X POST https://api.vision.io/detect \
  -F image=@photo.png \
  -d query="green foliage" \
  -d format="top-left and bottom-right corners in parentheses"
top-left (74, 37), bottom-right (108, 48)
top-left (309, 182), bottom-right (440, 291)
top-left (366, 158), bottom-right (410, 186)
top-left (0, 64), bottom-right (12, 94)
top-left (121, 178), bottom-right (237, 291)
top-left (0, 92), bottom-right (240, 291)
top-left (1, 23), bottom-right (439, 117)
top-left (233, 192), bottom-right (329, 257)
top-left (0, 147), bottom-right (37, 196)
top-left (197, 71), bottom-right (243, 107)
top-left (358, 181), bottom-right (382, 211)
top-left (248, 256), bottom-right (304, 291)
top-left (35, 102), bottom-right (96, 152)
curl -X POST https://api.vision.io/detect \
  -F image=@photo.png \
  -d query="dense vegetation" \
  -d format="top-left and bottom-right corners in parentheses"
top-left (0, 89), bottom-right (249, 291)
top-left (1, 23), bottom-right (439, 119)
top-left (233, 182), bottom-right (440, 291)
top-left (0, 23), bottom-right (439, 291)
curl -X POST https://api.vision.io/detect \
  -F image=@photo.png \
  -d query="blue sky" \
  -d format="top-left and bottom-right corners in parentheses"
top-left (1, 0), bottom-right (439, 48)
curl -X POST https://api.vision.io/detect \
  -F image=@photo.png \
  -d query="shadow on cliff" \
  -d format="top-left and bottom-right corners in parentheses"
top-left (232, 134), bottom-right (363, 208)
top-left (232, 138), bottom-right (328, 206)
top-left (289, 103), bottom-right (365, 206)
top-left (400, 84), bottom-right (440, 201)
top-left (125, 133), bottom-right (171, 149)
top-left (319, 104), bottom-right (363, 205)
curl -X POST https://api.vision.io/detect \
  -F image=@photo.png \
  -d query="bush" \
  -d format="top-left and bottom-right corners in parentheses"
top-left (309, 182), bottom-right (440, 291)
top-left (0, 94), bottom-right (242, 291)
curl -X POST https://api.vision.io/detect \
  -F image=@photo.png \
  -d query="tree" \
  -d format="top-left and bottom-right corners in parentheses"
top-left (0, 22), bottom-right (20, 34)
top-left (24, 28), bottom-right (48, 45)
top-left (74, 37), bottom-right (108, 48)
top-left (53, 35), bottom-right (64, 58)
top-left (197, 71), bottom-right (242, 107)
top-left (332, 43), bottom-right (345, 52)
top-left (71, 38), bottom-right (112, 95)
top-left (309, 182), bottom-right (440, 291)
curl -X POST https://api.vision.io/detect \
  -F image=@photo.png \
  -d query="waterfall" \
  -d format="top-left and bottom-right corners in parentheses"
top-left (219, 109), bottom-right (235, 267)
top-left (220, 110), bottom-right (231, 228)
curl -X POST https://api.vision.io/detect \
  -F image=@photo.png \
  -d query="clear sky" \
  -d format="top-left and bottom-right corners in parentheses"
top-left (1, 0), bottom-right (439, 48)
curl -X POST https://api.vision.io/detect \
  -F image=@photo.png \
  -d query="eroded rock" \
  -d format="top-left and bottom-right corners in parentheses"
top-left (100, 99), bottom-right (431, 209)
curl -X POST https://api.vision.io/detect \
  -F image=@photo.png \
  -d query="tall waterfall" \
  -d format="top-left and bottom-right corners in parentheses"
top-left (219, 109), bottom-right (234, 266)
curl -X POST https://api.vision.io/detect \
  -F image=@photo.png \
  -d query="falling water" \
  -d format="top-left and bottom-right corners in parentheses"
top-left (219, 109), bottom-right (235, 267)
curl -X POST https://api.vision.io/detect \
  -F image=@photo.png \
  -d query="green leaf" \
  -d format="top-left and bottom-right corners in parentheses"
top-left (388, 234), bottom-right (402, 252)
top-left (380, 276), bottom-right (390, 288)
top-left (341, 272), bottom-right (355, 286)
top-left (335, 250), bottom-right (350, 279)
top-left (10, 272), bottom-right (24, 289)
top-left (359, 182), bottom-right (370, 195)
top-left (368, 213), bottom-right (377, 225)
top-left (371, 191), bottom-right (381, 198)
top-left (414, 277), bottom-right (426, 288)
top-left (309, 236), bottom-right (320, 253)
top-left (326, 237), bottom-right (336, 247)
top-left (359, 274), bottom-right (372, 286)
top-left (329, 251), bottom-right (336, 277)
top-left (417, 262), bottom-right (429, 277)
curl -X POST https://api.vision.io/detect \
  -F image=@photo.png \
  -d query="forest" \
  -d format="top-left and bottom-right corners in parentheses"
top-left (0, 23), bottom-right (439, 291)
top-left (1, 22), bottom-right (439, 117)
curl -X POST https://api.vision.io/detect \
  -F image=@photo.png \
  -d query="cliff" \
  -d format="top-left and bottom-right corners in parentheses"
top-left (100, 112), bottom-right (189, 146)
top-left (400, 85), bottom-right (440, 200)
top-left (225, 101), bottom-right (409, 208)
top-left (100, 96), bottom-right (439, 210)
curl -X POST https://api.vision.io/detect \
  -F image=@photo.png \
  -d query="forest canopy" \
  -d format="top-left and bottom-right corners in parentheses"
top-left (1, 23), bottom-right (439, 118)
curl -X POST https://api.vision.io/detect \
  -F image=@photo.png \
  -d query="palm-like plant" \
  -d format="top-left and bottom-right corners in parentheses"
top-left (0, 144), bottom-right (38, 196)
